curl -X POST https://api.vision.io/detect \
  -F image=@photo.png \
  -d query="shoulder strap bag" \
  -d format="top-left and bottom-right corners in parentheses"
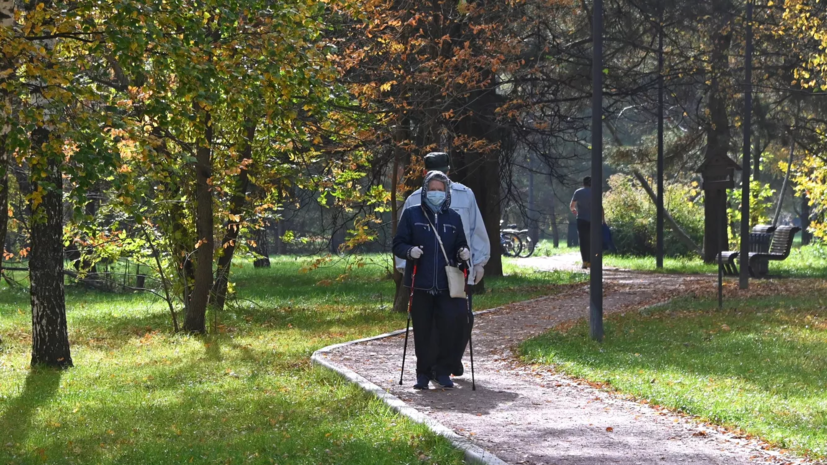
top-left (421, 207), bottom-right (466, 299)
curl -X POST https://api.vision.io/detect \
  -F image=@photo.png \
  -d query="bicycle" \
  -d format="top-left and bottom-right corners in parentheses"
top-left (499, 222), bottom-right (523, 257)
top-left (500, 223), bottom-right (536, 258)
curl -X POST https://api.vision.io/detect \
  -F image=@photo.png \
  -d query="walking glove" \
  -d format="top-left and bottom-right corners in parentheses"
top-left (409, 246), bottom-right (423, 259)
top-left (473, 264), bottom-right (484, 284)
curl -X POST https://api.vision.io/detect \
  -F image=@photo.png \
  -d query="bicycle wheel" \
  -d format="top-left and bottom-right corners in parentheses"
top-left (501, 233), bottom-right (523, 257)
top-left (518, 235), bottom-right (535, 258)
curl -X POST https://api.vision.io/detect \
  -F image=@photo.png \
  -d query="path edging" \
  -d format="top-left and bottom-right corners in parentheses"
top-left (311, 313), bottom-right (511, 465)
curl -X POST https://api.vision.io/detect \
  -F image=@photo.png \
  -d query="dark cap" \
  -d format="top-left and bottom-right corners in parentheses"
top-left (424, 152), bottom-right (450, 172)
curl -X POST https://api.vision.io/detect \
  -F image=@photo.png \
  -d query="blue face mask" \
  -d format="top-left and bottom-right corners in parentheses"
top-left (425, 191), bottom-right (446, 211)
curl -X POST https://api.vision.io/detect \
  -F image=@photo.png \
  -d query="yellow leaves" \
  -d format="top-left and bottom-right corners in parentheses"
top-left (30, 185), bottom-right (44, 210)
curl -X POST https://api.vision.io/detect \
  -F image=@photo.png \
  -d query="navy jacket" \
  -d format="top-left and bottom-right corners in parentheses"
top-left (393, 201), bottom-right (468, 293)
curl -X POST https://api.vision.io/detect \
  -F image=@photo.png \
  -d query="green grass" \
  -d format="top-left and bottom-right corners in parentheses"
top-left (520, 291), bottom-right (827, 459)
top-left (527, 241), bottom-right (579, 258)
top-left (602, 243), bottom-right (827, 278)
top-left (603, 255), bottom-right (716, 274)
top-left (0, 255), bottom-right (583, 465)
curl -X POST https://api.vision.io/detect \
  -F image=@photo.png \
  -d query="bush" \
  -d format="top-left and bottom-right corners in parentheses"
top-left (603, 174), bottom-right (703, 256)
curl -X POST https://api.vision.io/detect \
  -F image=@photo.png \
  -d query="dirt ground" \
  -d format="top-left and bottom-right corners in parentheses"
top-left (320, 257), bottom-right (823, 465)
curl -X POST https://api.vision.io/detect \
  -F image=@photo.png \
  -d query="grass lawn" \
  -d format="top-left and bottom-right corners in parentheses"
top-left (0, 254), bottom-right (583, 465)
top-left (603, 243), bottom-right (827, 278)
top-left (527, 241), bottom-right (579, 258)
top-left (520, 289), bottom-right (827, 459)
top-left (603, 255), bottom-right (717, 274)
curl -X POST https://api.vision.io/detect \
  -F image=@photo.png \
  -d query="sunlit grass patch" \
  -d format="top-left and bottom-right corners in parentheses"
top-left (602, 243), bottom-right (827, 278)
top-left (520, 293), bottom-right (827, 459)
top-left (0, 254), bottom-right (582, 464)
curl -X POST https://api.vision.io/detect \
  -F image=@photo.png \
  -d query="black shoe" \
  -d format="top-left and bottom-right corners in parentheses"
top-left (453, 362), bottom-right (464, 377)
top-left (435, 375), bottom-right (454, 389)
top-left (413, 374), bottom-right (430, 390)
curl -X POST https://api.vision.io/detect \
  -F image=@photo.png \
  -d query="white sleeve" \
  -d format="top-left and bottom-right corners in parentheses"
top-left (394, 194), bottom-right (416, 272)
top-left (468, 191), bottom-right (490, 267)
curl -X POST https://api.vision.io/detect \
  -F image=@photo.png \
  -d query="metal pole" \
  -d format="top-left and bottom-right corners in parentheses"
top-left (656, 2), bottom-right (665, 269)
top-left (718, 200), bottom-right (724, 310)
top-left (740, 0), bottom-right (753, 289)
top-left (590, 0), bottom-right (604, 342)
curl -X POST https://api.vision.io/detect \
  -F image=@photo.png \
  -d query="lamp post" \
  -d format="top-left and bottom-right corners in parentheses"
top-left (590, 0), bottom-right (604, 342)
top-left (740, 0), bottom-right (753, 289)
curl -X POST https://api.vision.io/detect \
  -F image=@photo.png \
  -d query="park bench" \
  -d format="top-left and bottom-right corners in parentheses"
top-left (717, 225), bottom-right (800, 277)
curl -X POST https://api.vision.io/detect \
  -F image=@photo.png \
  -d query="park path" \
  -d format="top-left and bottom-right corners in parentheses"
top-left (318, 255), bottom-right (818, 465)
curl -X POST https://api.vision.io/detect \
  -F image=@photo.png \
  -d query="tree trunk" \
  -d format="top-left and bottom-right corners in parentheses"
top-left (0, 134), bottom-right (8, 276)
top-left (702, 7), bottom-right (733, 263)
top-left (276, 219), bottom-right (287, 255)
top-left (0, 0), bottom-right (11, 275)
top-left (212, 121), bottom-right (255, 312)
top-left (704, 188), bottom-right (728, 261)
top-left (801, 194), bottom-right (811, 245)
top-left (390, 116), bottom-right (410, 312)
top-left (30, 128), bottom-right (72, 368)
top-left (549, 179), bottom-right (559, 248)
top-left (481, 150), bottom-right (503, 276)
top-left (527, 163), bottom-right (539, 246)
top-left (330, 225), bottom-right (346, 255)
top-left (253, 224), bottom-right (270, 268)
top-left (183, 108), bottom-right (214, 334)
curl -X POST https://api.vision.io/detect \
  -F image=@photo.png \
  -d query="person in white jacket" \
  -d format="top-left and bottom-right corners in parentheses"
top-left (395, 152), bottom-right (490, 377)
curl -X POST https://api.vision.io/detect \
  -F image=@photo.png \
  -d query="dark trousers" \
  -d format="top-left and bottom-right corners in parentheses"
top-left (411, 290), bottom-right (467, 377)
top-left (577, 219), bottom-right (591, 263)
top-left (430, 291), bottom-right (473, 374)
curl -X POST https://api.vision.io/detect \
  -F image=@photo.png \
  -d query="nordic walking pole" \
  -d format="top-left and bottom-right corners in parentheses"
top-left (464, 262), bottom-right (476, 391)
top-left (399, 261), bottom-right (418, 385)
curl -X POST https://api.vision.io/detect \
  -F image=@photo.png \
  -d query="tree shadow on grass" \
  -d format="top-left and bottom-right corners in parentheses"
top-left (0, 368), bottom-right (62, 447)
top-left (203, 336), bottom-right (222, 361)
top-left (67, 302), bottom-right (407, 353)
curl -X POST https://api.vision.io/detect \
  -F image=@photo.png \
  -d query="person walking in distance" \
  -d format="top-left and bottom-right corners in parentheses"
top-left (396, 152), bottom-right (489, 377)
top-left (570, 177), bottom-right (592, 269)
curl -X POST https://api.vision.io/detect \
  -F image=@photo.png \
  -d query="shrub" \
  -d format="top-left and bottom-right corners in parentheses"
top-left (603, 174), bottom-right (704, 256)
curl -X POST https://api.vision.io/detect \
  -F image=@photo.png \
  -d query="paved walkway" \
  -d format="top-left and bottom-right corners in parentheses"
top-left (318, 256), bottom-right (820, 465)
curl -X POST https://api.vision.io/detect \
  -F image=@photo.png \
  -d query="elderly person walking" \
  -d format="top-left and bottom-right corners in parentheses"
top-left (396, 152), bottom-right (489, 377)
top-left (393, 171), bottom-right (471, 389)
